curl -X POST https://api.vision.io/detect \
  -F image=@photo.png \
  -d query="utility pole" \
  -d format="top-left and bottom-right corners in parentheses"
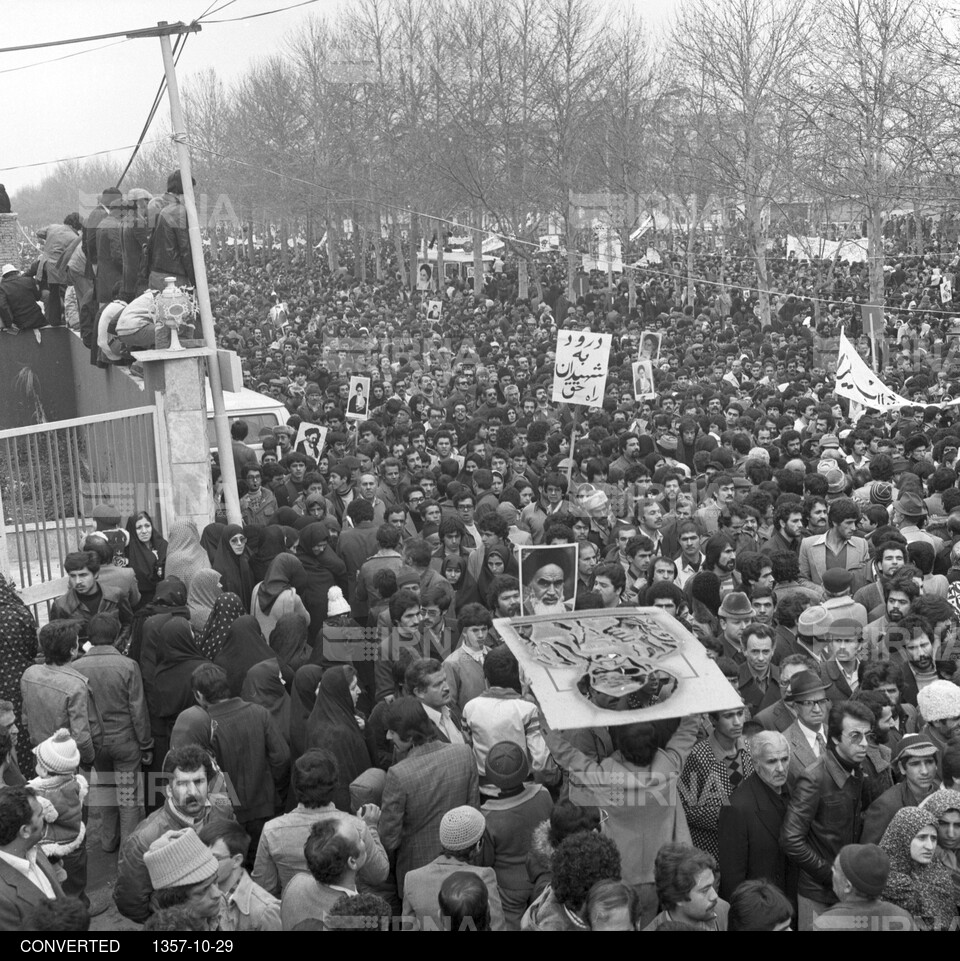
top-left (129, 20), bottom-right (242, 525)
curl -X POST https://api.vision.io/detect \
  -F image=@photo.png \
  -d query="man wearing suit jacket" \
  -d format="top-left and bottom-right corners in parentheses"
top-left (798, 499), bottom-right (870, 594)
top-left (0, 786), bottom-right (65, 931)
top-left (718, 731), bottom-right (798, 904)
top-left (781, 671), bottom-right (831, 790)
top-left (754, 655), bottom-right (815, 732)
top-left (378, 700), bottom-right (479, 893)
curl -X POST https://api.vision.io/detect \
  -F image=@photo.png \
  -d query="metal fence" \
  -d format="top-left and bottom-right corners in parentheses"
top-left (0, 406), bottom-right (163, 620)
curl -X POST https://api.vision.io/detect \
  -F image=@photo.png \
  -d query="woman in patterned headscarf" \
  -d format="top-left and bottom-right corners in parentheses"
top-left (0, 577), bottom-right (38, 777)
top-left (197, 592), bottom-right (246, 660)
top-left (879, 806), bottom-right (956, 930)
top-left (923, 788), bottom-right (960, 882)
top-left (187, 569), bottom-right (222, 636)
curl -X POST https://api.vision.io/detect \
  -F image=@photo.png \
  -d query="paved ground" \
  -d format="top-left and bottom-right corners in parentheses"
top-left (86, 813), bottom-right (141, 932)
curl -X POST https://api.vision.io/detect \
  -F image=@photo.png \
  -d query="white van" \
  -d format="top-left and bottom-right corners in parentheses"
top-left (205, 383), bottom-right (288, 452)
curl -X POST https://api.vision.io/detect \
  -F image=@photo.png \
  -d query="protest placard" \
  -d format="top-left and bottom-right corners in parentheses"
top-left (551, 329), bottom-right (611, 408)
top-left (494, 608), bottom-right (741, 729)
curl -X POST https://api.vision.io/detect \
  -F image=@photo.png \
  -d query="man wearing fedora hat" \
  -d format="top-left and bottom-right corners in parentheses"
top-left (860, 734), bottom-right (940, 845)
top-left (717, 592), bottom-right (755, 664)
top-left (893, 492), bottom-right (944, 552)
top-left (782, 668), bottom-right (831, 787)
top-left (798, 498), bottom-right (870, 594)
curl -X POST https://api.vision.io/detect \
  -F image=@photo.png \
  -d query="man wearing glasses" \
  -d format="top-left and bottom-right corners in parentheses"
top-left (781, 699), bottom-right (875, 930)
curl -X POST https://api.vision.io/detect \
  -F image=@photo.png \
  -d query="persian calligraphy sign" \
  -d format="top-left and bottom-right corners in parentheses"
top-left (551, 329), bottom-right (611, 408)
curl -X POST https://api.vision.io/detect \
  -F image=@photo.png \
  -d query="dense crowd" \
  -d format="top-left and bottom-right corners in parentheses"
top-left (5, 175), bottom-right (960, 933)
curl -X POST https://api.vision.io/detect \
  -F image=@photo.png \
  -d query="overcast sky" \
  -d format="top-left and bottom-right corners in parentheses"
top-left (2, 0), bottom-right (679, 193)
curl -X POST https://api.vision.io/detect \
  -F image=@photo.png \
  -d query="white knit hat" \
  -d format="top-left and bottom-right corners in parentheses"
top-left (34, 729), bottom-right (80, 774)
top-left (144, 828), bottom-right (217, 890)
top-left (918, 680), bottom-right (960, 723)
top-left (327, 586), bottom-right (351, 618)
top-left (439, 806), bottom-right (485, 851)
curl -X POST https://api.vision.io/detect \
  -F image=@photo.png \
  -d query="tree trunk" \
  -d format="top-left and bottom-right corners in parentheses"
top-left (246, 218), bottom-right (255, 264)
top-left (393, 218), bottom-right (408, 288)
top-left (867, 206), bottom-right (885, 310)
top-left (686, 195), bottom-right (697, 309)
top-left (434, 218), bottom-right (444, 295)
top-left (305, 215), bottom-right (314, 270)
top-left (327, 208), bottom-right (340, 272)
top-left (518, 256), bottom-right (529, 300)
top-left (279, 220), bottom-right (289, 268)
top-left (408, 212), bottom-right (419, 294)
top-left (473, 222), bottom-right (483, 296)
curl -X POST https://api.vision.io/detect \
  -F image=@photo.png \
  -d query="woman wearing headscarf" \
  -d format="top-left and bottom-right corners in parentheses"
top-left (250, 526), bottom-right (288, 585)
top-left (475, 544), bottom-right (515, 608)
top-left (251, 554), bottom-right (311, 640)
top-left (212, 524), bottom-right (255, 608)
top-left (923, 788), bottom-right (960, 884)
top-left (305, 666), bottom-right (374, 811)
top-left (268, 613), bottom-right (310, 686)
top-left (295, 522), bottom-right (347, 645)
top-left (135, 578), bottom-right (190, 718)
top-left (152, 619), bottom-right (212, 788)
top-left (879, 805), bottom-right (956, 930)
top-left (442, 555), bottom-right (482, 614)
top-left (200, 523), bottom-right (225, 565)
top-left (187, 569), bottom-right (222, 636)
top-left (164, 520), bottom-right (210, 591)
top-left (214, 614), bottom-right (274, 697)
top-left (275, 507), bottom-right (300, 528)
top-left (197, 592), bottom-right (246, 660)
top-left (242, 660), bottom-right (291, 744)
top-left (0, 577), bottom-right (38, 776)
top-left (289, 664), bottom-right (324, 761)
top-left (124, 511), bottom-right (168, 610)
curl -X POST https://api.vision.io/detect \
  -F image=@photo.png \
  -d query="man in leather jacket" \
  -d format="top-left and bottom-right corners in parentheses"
top-left (780, 699), bottom-right (874, 931)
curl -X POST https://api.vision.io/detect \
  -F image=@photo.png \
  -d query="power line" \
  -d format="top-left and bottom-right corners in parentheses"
top-left (0, 1), bottom-right (318, 56)
top-left (0, 38), bottom-right (130, 75)
top-left (202, 0), bottom-right (322, 23)
top-left (0, 140), bottom-right (166, 173)
top-left (116, 32), bottom-right (189, 187)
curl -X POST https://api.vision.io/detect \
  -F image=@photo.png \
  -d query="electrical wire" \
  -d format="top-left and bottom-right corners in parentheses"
top-left (0, 140), bottom-right (166, 173)
top-left (116, 32), bottom-right (189, 187)
top-left (0, 38), bottom-right (130, 75)
top-left (202, 0), bottom-right (322, 23)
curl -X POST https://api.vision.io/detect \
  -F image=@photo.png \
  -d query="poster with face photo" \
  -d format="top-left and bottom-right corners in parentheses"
top-left (518, 543), bottom-right (579, 615)
top-left (639, 330), bottom-right (662, 361)
top-left (632, 360), bottom-right (656, 401)
top-left (417, 261), bottom-right (433, 291)
top-left (426, 299), bottom-right (443, 321)
top-left (346, 376), bottom-right (371, 420)
top-left (294, 422), bottom-right (327, 461)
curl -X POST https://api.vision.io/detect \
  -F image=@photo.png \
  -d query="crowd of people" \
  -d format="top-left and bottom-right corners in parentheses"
top-left (5, 174), bottom-right (960, 933)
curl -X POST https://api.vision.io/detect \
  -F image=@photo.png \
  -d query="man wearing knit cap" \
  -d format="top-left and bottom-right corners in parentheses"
top-left (917, 681), bottom-right (960, 771)
top-left (820, 569), bottom-right (868, 625)
top-left (860, 735), bottom-right (940, 845)
top-left (401, 806), bottom-right (504, 931)
top-left (144, 828), bottom-right (221, 929)
top-left (813, 844), bottom-right (915, 930)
